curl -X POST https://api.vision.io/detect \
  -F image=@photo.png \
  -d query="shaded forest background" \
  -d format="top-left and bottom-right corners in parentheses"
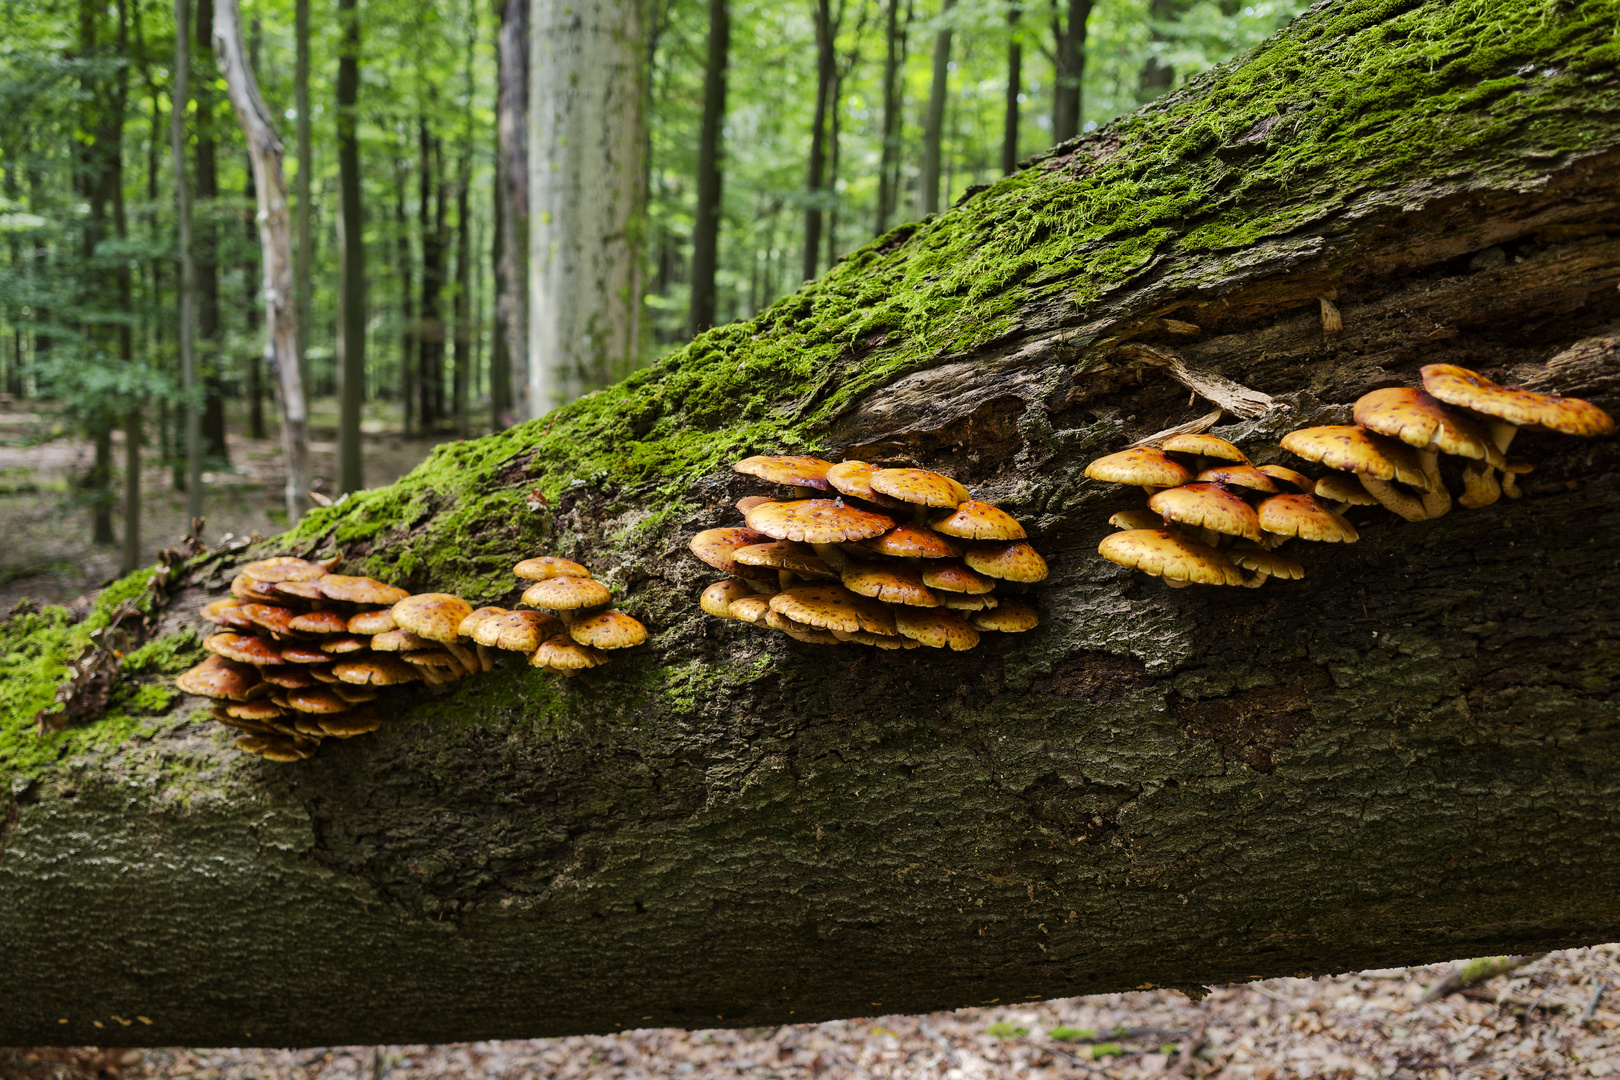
top-left (0, 0), bottom-right (1303, 586)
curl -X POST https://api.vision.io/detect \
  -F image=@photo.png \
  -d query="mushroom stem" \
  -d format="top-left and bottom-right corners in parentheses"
top-left (1416, 449), bottom-right (1452, 519)
top-left (476, 643), bottom-right (495, 672)
top-left (1359, 476), bottom-right (1428, 522)
top-left (1458, 462), bottom-right (1502, 509)
top-left (444, 641), bottom-right (480, 676)
top-left (1502, 462), bottom-right (1533, 499)
top-left (1486, 419), bottom-right (1519, 456)
top-left (810, 542), bottom-right (849, 573)
top-left (1241, 572), bottom-right (1268, 588)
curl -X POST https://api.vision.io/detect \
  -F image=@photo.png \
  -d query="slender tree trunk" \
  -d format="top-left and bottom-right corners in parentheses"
top-left (245, 20), bottom-right (265, 441)
top-left (172, 0), bottom-right (202, 522)
top-left (1050, 0), bottom-right (1092, 143)
top-left (688, 0), bottom-right (729, 338)
top-left (194, 0), bottom-right (230, 467)
top-left (528, 0), bottom-right (646, 410)
top-left (75, 0), bottom-right (117, 548)
top-left (873, 0), bottom-right (908, 235)
top-left (1137, 0), bottom-right (1186, 101)
top-left (295, 0), bottom-right (312, 403)
top-left (490, 146), bottom-right (511, 426)
top-left (919, 0), bottom-right (954, 216)
top-left (453, 153), bottom-right (472, 439)
top-left (419, 115), bottom-right (446, 431)
top-left (494, 0), bottom-right (528, 423)
top-left (214, 0), bottom-right (311, 525)
top-left (336, 0), bottom-right (365, 494)
top-left (112, 0), bottom-right (139, 574)
top-left (1003, 2), bottom-right (1020, 174)
top-left (395, 148), bottom-right (416, 438)
top-left (802, 0), bottom-right (833, 282)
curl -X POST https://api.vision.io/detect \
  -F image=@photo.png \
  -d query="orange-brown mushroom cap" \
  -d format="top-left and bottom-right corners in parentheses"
top-left (531, 635), bottom-right (610, 673)
top-left (1421, 363), bottom-right (1615, 439)
top-left (733, 541), bottom-right (837, 578)
top-left (824, 461), bottom-right (906, 508)
top-left (768, 585), bottom-right (897, 635)
top-left (569, 610), bottom-right (649, 650)
top-left (893, 608), bottom-right (980, 650)
top-left (930, 500), bottom-right (1027, 541)
top-left (765, 610), bottom-right (845, 644)
top-left (701, 581), bottom-right (756, 619)
top-left (469, 609), bottom-right (565, 652)
top-left (963, 541), bottom-right (1049, 583)
top-left (392, 593), bottom-right (477, 643)
top-left (1147, 483), bottom-right (1263, 543)
top-left (279, 642), bottom-right (333, 664)
top-left (347, 609), bottom-right (397, 635)
top-left (1257, 465), bottom-right (1315, 493)
top-left (285, 687), bottom-right (351, 714)
top-left (319, 636), bottom-right (368, 655)
top-left (289, 610), bottom-right (350, 635)
top-left (273, 578), bottom-right (329, 601)
top-left (1353, 386), bottom-right (1504, 466)
top-left (520, 576), bottom-right (613, 611)
top-left (869, 468), bottom-right (971, 508)
top-left (1195, 465), bottom-right (1280, 494)
top-left (370, 628), bottom-right (434, 652)
top-left (261, 666), bottom-right (318, 689)
top-left (1097, 529), bottom-right (1244, 586)
top-left (920, 559), bottom-right (996, 594)
top-left (841, 562), bottom-right (939, 607)
top-left (240, 556), bottom-right (328, 583)
top-left (333, 655), bottom-right (421, 685)
top-left (175, 655), bottom-right (262, 700)
top-left (205, 632), bottom-right (286, 665)
top-left (1161, 434), bottom-right (1248, 463)
top-left (970, 599), bottom-right (1038, 632)
top-left (1280, 425), bottom-right (1431, 490)
top-left (1084, 447), bottom-right (1193, 489)
top-left (1256, 494), bottom-right (1359, 543)
top-left (240, 604), bottom-right (301, 638)
top-left (319, 704), bottom-right (384, 737)
top-left (513, 556), bottom-right (593, 581)
top-left (318, 575), bottom-right (412, 606)
top-left (230, 574), bottom-right (285, 603)
top-left (859, 522), bottom-right (963, 559)
top-left (733, 455), bottom-right (836, 490)
top-left (202, 597), bottom-right (256, 630)
top-left (690, 527), bottom-right (771, 575)
top-left (745, 499), bottom-right (896, 544)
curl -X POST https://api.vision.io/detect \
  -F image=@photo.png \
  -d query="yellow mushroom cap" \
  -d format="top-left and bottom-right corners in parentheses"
top-left (175, 655), bottom-right (262, 700)
top-left (859, 522), bottom-right (963, 559)
top-left (1256, 494), bottom-right (1359, 543)
top-left (733, 541), bottom-right (837, 578)
top-left (1230, 546), bottom-right (1305, 580)
top-left (318, 575), bottom-right (411, 605)
top-left (240, 556), bottom-right (328, 583)
top-left (1353, 387), bottom-right (1504, 465)
top-left (1097, 529), bottom-right (1245, 586)
top-left (1314, 474), bottom-right (1378, 506)
top-left (690, 527), bottom-right (771, 575)
top-left (745, 499), bottom-right (896, 544)
top-left (1161, 434), bottom-right (1248, 463)
top-left (1084, 447), bottom-right (1193, 488)
top-left (531, 635), bottom-right (610, 672)
top-left (513, 556), bottom-right (593, 581)
top-left (1280, 426), bottom-right (1431, 490)
top-left (333, 655), bottom-right (421, 685)
top-left (727, 595), bottom-right (772, 625)
top-left (920, 559), bottom-right (995, 594)
top-left (824, 461), bottom-right (906, 507)
top-left (569, 610), bottom-right (648, 650)
top-left (205, 632), bottom-right (286, 665)
top-left (869, 468), bottom-right (971, 508)
top-left (347, 609), bottom-right (397, 635)
top-left (1421, 363), bottom-right (1615, 437)
top-left (735, 495), bottom-right (773, 515)
top-left (841, 562), bottom-right (939, 607)
top-left (733, 455), bottom-right (836, 490)
top-left (1147, 483), bottom-right (1263, 543)
top-left (1108, 509), bottom-right (1163, 531)
top-left (521, 576), bottom-right (613, 611)
top-left (963, 541), bottom-right (1049, 583)
top-left (457, 606), bottom-right (508, 636)
top-left (392, 593), bottom-right (476, 644)
top-left (832, 628), bottom-right (922, 649)
top-left (224, 699), bottom-right (284, 721)
top-left (765, 610), bottom-right (845, 644)
top-left (371, 628), bottom-right (433, 652)
top-left (1195, 465), bottom-right (1280, 494)
top-left (470, 609), bottom-right (565, 652)
top-left (768, 585), bottom-right (897, 635)
top-left (893, 608), bottom-right (980, 650)
top-left (700, 581), bottom-right (756, 619)
top-left (202, 597), bottom-right (256, 630)
top-left (970, 599), bottom-right (1038, 632)
top-left (930, 500), bottom-right (1027, 541)
top-left (1257, 464), bottom-right (1315, 493)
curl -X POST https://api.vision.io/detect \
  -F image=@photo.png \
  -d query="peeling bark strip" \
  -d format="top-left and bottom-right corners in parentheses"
top-left (5, 0), bottom-right (1620, 1048)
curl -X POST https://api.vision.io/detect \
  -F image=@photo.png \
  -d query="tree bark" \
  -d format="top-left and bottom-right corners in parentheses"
top-left (336, 0), bottom-right (365, 494)
top-left (1003, 2), bottom-right (1020, 174)
top-left (873, 0), bottom-right (908, 236)
top-left (194, 0), bottom-right (230, 468)
top-left (418, 115), bottom-right (447, 431)
top-left (1050, 0), bottom-right (1091, 144)
top-left (494, 0), bottom-right (527, 423)
top-left (918, 0), bottom-right (954, 216)
top-left (527, 0), bottom-right (645, 411)
top-left (213, 0), bottom-right (311, 525)
top-left (688, 0), bottom-right (728, 338)
top-left (295, 0), bottom-right (312, 404)
top-left (172, 0), bottom-right (202, 523)
top-left (5, 0), bottom-right (1620, 1047)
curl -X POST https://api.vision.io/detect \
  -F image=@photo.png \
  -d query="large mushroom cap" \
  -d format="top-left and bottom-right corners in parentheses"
top-left (1353, 386), bottom-right (1503, 465)
top-left (1084, 447), bottom-right (1193, 488)
top-left (469, 609), bottom-right (565, 652)
top-left (841, 562), bottom-right (939, 607)
top-left (175, 655), bottom-right (262, 700)
top-left (513, 556), bottom-right (593, 581)
top-left (520, 576), bottom-right (613, 611)
top-left (1421, 364), bottom-right (1616, 437)
top-left (318, 575), bottom-right (411, 605)
top-left (859, 522), bottom-right (963, 559)
top-left (963, 541), bottom-right (1049, 583)
top-left (532, 635), bottom-right (610, 673)
top-left (1280, 425), bottom-right (1431, 489)
top-left (768, 585), bottom-right (896, 635)
top-left (745, 499), bottom-right (896, 544)
top-left (1097, 529), bottom-right (1245, 586)
top-left (868, 468), bottom-right (971, 508)
top-left (240, 556), bottom-right (328, 583)
top-left (893, 608), bottom-right (980, 650)
top-left (930, 500), bottom-right (1027, 541)
top-left (392, 593), bottom-right (476, 644)
top-left (689, 527), bottom-right (770, 575)
top-left (569, 610), bottom-right (649, 649)
top-left (1147, 483), bottom-right (1263, 543)
top-left (1161, 434), bottom-right (1249, 463)
top-left (1256, 493), bottom-right (1359, 543)
top-left (824, 461), bottom-right (906, 507)
top-left (205, 632), bottom-right (286, 665)
top-left (733, 455), bottom-right (836, 490)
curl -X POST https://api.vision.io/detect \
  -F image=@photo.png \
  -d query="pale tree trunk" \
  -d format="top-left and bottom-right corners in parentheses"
top-left (1003, 2), bottom-right (1020, 174)
top-left (527, 0), bottom-right (646, 413)
top-left (5, 0), bottom-right (1620, 1047)
top-left (494, 0), bottom-right (528, 425)
top-left (1050, 0), bottom-right (1092, 143)
top-left (213, 0), bottom-right (311, 524)
top-left (918, 0), bottom-right (953, 216)
top-left (687, 0), bottom-right (728, 338)
top-left (294, 0), bottom-right (312, 401)
top-left (172, 0), bottom-right (201, 523)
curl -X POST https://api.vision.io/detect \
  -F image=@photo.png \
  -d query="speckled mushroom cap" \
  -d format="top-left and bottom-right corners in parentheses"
top-left (286, 687), bottom-right (351, 714)
top-left (765, 610), bottom-right (844, 644)
top-left (1148, 483), bottom-right (1263, 543)
top-left (1108, 509), bottom-right (1162, 531)
top-left (1161, 434), bottom-right (1248, 463)
top-left (230, 574), bottom-right (284, 603)
top-left (319, 575), bottom-right (411, 605)
top-left (370, 628), bottom-right (433, 652)
top-left (690, 527), bottom-right (771, 575)
top-left (859, 522), bottom-right (963, 559)
top-left (175, 655), bottom-right (262, 700)
top-left (1280, 426), bottom-right (1432, 490)
top-left (1257, 465), bottom-right (1315, 493)
top-left (289, 610), bottom-right (350, 635)
top-left (963, 541), bottom-right (1049, 583)
top-left (532, 635), bottom-right (610, 673)
top-left (261, 667), bottom-right (318, 689)
top-left (1195, 465), bottom-right (1280, 494)
top-left (320, 704), bottom-right (384, 737)
top-left (1231, 547), bottom-right (1306, 580)
top-left (320, 636), bottom-right (368, 655)
top-left (745, 499), bottom-right (896, 544)
top-left (920, 559), bottom-right (996, 594)
top-left (768, 585), bottom-right (897, 635)
top-left (240, 603), bottom-right (299, 638)
top-left (205, 632), bottom-right (286, 665)
top-left (735, 495), bottom-right (773, 515)
top-left (970, 599), bottom-right (1038, 632)
top-left (733, 455), bottom-right (836, 490)
top-left (727, 595), bottom-right (772, 625)
top-left (1421, 363), bottom-right (1615, 438)
top-left (347, 609), bottom-right (397, 635)
top-left (1256, 494), bottom-right (1360, 543)
top-left (521, 576), bottom-right (613, 611)
top-left (1084, 447), bottom-right (1194, 488)
top-left (701, 581), bottom-right (756, 619)
top-left (893, 608), bottom-right (980, 650)
top-left (939, 592), bottom-right (998, 611)
top-left (869, 468), bottom-right (971, 508)
top-left (1314, 474), bottom-right (1379, 506)
top-left (333, 655), bottom-right (420, 685)
top-left (824, 461), bottom-right (907, 508)
top-left (569, 610), bottom-right (649, 650)
top-left (733, 541), bottom-right (837, 578)
top-left (841, 562), bottom-right (939, 607)
top-left (202, 597), bottom-right (256, 630)
top-left (930, 500), bottom-right (1027, 541)
top-left (273, 578), bottom-right (329, 601)
top-left (1353, 387), bottom-right (1504, 465)
top-left (513, 556), bottom-right (593, 581)
top-left (279, 642), bottom-right (333, 664)
top-left (457, 607), bottom-right (507, 637)
top-left (390, 593), bottom-right (475, 644)
top-left (1097, 529), bottom-right (1245, 586)
top-left (240, 556), bottom-right (328, 583)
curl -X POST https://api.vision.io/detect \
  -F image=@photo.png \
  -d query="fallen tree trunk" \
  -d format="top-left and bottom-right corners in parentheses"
top-left (3, 0), bottom-right (1620, 1047)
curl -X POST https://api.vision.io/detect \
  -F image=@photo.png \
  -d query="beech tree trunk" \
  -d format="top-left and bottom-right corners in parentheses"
top-left (4, 0), bottom-right (1620, 1048)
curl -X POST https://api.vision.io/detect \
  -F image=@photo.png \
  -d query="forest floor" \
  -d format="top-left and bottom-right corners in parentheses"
top-left (3, 945), bottom-right (1617, 1080)
top-left (0, 398), bottom-right (465, 613)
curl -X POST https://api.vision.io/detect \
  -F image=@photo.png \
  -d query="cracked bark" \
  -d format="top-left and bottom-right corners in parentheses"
top-left (3, 0), bottom-right (1620, 1048)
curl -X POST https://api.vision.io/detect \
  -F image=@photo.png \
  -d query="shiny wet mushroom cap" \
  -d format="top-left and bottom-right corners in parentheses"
top-left (569, 610), bottom-right (649, 650)
top-left (869, 468), bottom-right (971, 508)
top-left (733, 541), bottom-right (838, 579)
top-left (288, 610), bottom-right (351, 635)
top-left (1147, 483), bottom-right (1263, 544)
top-left (202, 597), bottom-right (256, 630)
top-left (286, 687), bottom-right (351, 714)
top-left (1194, 465), bottom-right (1280, 494)
top-left (240, 604), bottom-right (300, 638)
top-left (347, 609), bottom-right (397, 635)
top-left (841, 562), bottom-right (939, 607)
top-left (920, 559), bottom-right (996, 594)
top-left (230, 574), bottom-right (284, 603)
top-left (273, 578), bottom-right (329, 601)
top-left (930, 501), bottom-right (1027, 541)
top-left (175, 655), bottom-right (262, 700)
top-left (240, 556), bottom-right (328, 583)
top-left (1421, 363), bottom-right (1616, 447)
top-left (824, 461), bottom-right (906, 508)
top-left (319, 704), bottom-right (384, 738)
top-left (689, 527), bottom-right (771, 575)
top-left (1084, 447), bottom-right (1194, 491)
top-left (1256, 494), bottom-right (1359, 543)
top-left (733, 455), bottom-right (837, 491)
top-left (859, 522), bottom-right (963, 559)
top-left (513, 556), bottom-right (593, 581)
top-left (1097, 528), bottom-right (1245, 586)
top-left (745, 499), bottom-right (896, 544)
top-left (520, 576), bottom-right (613, 611)
top-left (963, 541), bottom-right (1049, 583)
top-left (205, 632), bottom-right (286, 666)
top-left (280, 641), bottom-right (335, 664)
top-left (318, 575), bottom-right (412, 606)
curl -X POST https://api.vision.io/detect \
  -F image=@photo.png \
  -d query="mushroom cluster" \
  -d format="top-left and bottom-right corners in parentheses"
top-left (172, 553), bottom-right (647, 762)
top-left (1086, 364), bottom-right (1613, 588)
top-left (691, 455), bottom-right (1046, 649)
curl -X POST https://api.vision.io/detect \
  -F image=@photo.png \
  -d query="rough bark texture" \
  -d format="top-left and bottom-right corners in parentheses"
top-left (4, 0), bottom-right (1620, 1048)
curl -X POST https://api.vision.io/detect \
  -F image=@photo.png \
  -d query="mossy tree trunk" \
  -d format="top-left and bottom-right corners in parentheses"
top-left (4, 0), bottom-right (1620, 1048)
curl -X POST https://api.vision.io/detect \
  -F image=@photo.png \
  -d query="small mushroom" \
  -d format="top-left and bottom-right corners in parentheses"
top-left (347, 609), bottom-right (397, 636)
top-left (531, 635), bottom-right (610, 675)
top-left (920, 559), bottom-right (996, 595)
top-left (969, 599), bottom-right (1038, 632)
top-left (768, 584), bottom-right (897, 636)
top-left (841, 562), bottom-right (940, 607)
top-left (513, 556), bottom-right (593, 581)
top-left (892, 608), bottom-right (980, 650)
top-left (175, 655), bottom-right (263, 700)
top-left (1256, 465), bottom-right (1314, 493)
top-left (1147, 483), bottom-right (1263, 545)
top-left (332, 655), bottom-right (421, 686)
top-left (1107, 510), bottom-right (1162, 531)
top-left (824, 461), bottom-right (907, 508)
top-left (1084, 447), bottom-right (1193, 494)
top-left (318, 575), bottom-right (412, 606)
top-left (733, 455), bottom-right (837, 495)
top-left (690, 527), bottom-right (771, 575)
top-left (700, 581), bottom-right (756, 619)
top-left (764, 610), bottom-right (845, 644)
top-left (1096, 528), bottom-right (1244, 587)
top-left (963, 541), bottom-right (1049, 583)
top-left (1256, 494), bottom-right (1359, 544)
top-left (1280, 425), bottom-right (1432, 522)
top-left (859, 523), bottom-right (964, 560)
top-left (519, 576), bottom-right (613, 615)
top-left (288, 610), bottom-right (351, 635)
top-left (569, 610), bottom-right (649, 650)
top-left (868, 468), bottom-right (971, 510)
top-left (201, 598), bottom-right (257, 630)
top-left (930, 500), bottom-right (1027, 541)
top-left (1229, 545), bottom-right (1305, 588)
top-left (205, 632), bottom-right (287, 666)
top-left (1194, 465), bottom-right (1279, 495)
